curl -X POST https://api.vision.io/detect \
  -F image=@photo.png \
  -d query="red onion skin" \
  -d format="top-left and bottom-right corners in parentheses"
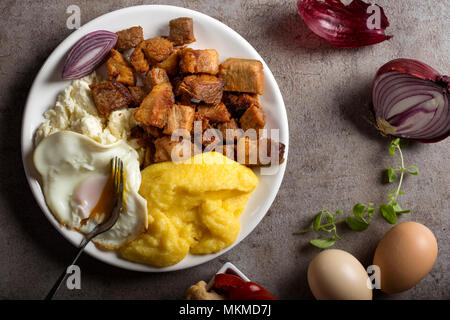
top-left (373, 59), bottom-right (450, 143)
top-left (297, 0), bottom-right (392, 48)
top-left (376, 59), bottom-right (443, 85)
top-left (377, 59), bottom-right (450, 92)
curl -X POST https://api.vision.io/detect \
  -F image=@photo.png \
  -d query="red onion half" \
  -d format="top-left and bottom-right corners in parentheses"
top-left (62, 30), bottom-right (118, 80)
top-left (297, 0), bottom-right (392, 48)
top-left (372, 59), bottom-right (450, 143)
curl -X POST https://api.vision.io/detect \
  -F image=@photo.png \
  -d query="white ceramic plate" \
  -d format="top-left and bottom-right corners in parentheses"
top-left (21, 5), bottom-right (289, 272)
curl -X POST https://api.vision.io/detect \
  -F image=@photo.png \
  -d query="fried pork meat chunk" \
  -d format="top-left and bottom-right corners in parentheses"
top-left (193, 112), bottom-right (211, 133)
top-left (106, 49), bottom-right (135, 86)
top-left (164, 104), bottom-right (195, 135)
top-left (115, 26), bottom-right (144, 52)
top-left (169, 17), bottom-right (196, 46)
top-left (239, 104), bottom-right (266, 132)
top-left (130, 125), bottom-right (159, 147)
top-left (142, 37), bottom-right (174, 65)
top-left (180, 49), bottom-right (219, 75)
top-left (178, 75), bottom-right (225, 104)
top-left (219, 144), bottom-right (238, 161)
top-left (90, 81), bottom-right (133, 118)
top-left (130, 40), bottom-right (150, 74)
top-left (196, 102), bottom-right (231, 123)
top-left (134, 82), bottom-right (174, 128)
top-left (128, 86), bottom-right (147, 106)
top-left (236, 137), bottom-right (286, 166)
top-left (218, 58), bottom-right (264, 94)
top-left (143, 144), bottom-right (156, 168)
top-left (216, 118), bottom-right (242, 142)
top-left (144, 67), bottom-right (169, 92)
top-left (142, 125), bottom-right (163, 138)
top-left (155, 48), bottom-right (180, 76)
top-left (222, 92), bottom-right (260, 118)
top-left (153, 135), bottom-right (193, 163)
top-left (131, 37), bottom-right (174, 74)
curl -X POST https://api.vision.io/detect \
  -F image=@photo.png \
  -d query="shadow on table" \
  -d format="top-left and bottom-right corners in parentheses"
top-left (264, 10), bottom-right (334, 51)
top-left (337, 81), bottom-right (384, 142)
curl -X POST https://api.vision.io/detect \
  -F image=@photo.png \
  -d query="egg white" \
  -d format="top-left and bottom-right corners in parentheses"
top-left (33, 131), bottom-right (148, 249)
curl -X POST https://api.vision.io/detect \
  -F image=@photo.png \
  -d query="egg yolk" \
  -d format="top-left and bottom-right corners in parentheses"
top-left (71, 175), bottom-right (115, 226)
top-left (87, 176), bottom-right (115, 224)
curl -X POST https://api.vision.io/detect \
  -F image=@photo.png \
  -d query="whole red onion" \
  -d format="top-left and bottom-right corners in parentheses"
top-left (372, 59), bottom-right (450, 143)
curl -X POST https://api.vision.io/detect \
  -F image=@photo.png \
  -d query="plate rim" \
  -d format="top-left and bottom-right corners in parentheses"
top-left (21, 4), bottom-right (289, 272)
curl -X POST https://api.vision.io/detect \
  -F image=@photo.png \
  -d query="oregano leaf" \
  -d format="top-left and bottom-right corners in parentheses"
top-left (352, 203), bottom-right (366, 218)
top-left (408, 165), bottom-right (419, 176)
top-left (380, 204), bottom-right (397, 224)
top-left (313, 211), bottom-right (323, 231)
top-left (387, 167), bottom-right (398, 183)
top-left (346, 217), bottom-right (370, 231)
top-left (310, 238), bottom-right (335, 249)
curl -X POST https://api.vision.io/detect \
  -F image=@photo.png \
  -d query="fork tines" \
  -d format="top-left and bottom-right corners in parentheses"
top-left (111, 156), bottom-right (124, 195)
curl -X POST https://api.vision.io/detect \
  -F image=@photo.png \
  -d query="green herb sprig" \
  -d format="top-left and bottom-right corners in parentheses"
top-left (294, 138), bottom-right (418, 249)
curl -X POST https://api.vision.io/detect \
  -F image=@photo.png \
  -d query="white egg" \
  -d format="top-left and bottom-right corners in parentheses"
top-left (307, 249), bottom-right (372, 300)
top-left (33, 131), bottom-right (148, 249)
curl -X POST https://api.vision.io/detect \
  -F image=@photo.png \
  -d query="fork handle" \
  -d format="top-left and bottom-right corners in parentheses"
top-left (44, 238), bottom-right (90, 300)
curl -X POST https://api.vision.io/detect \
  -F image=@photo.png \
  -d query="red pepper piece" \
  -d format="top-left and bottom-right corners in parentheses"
top-left (213, 273), bottom-right (277, 300)
top-left (228, 282), bottom-right (277, 300)
top-left (214, 273), bottom-right (246, 292)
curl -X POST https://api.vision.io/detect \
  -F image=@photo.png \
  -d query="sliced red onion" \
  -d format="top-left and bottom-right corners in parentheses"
top-left (372, 59), bottom-right (450, 143)
top-left (62, 30), bottom-right (118, 80)
top-left (297, 0), bottom-right (392, 48)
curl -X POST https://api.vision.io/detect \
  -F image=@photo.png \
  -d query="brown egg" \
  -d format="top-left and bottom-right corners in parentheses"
top-left (307, 249), bottom-right (372, 300)
top-left (373, 222), bottom-right (438, 294)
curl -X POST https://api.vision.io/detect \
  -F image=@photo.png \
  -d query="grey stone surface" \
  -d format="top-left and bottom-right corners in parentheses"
top-left (0, 0), bottom-right (449, 300)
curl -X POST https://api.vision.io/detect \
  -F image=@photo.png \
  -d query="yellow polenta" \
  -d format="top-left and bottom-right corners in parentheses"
top-left (119, 152), bottom-right (258, 267)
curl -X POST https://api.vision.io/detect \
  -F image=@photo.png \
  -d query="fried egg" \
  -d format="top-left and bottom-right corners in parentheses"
top-left (33, 131), bottom-right (148, 249)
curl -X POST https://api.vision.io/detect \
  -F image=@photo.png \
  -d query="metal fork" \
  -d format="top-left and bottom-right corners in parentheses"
top-left (45, 157), bottom-right (124, 300)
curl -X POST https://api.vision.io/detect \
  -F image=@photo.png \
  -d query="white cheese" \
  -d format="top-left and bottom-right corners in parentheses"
top-left (34, 72), bottom-right (144, 161)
